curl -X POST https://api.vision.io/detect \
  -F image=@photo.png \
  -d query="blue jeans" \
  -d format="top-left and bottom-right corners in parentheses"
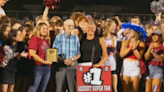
top-left (27, 65), bottom-right (50, 92)
top-left (148, 65), bottom-right (163, 79)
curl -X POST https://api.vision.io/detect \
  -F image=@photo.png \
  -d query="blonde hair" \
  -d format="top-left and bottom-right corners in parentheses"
top-left (50, 16), bottom-right (61, 23)
top-left (32, 22), bottom-right (50, 41)
top-left (35, 15), bottom-right (43, 23)
top-left (103, 20), bottom-right (115, 37)
top-left (35, 15), bottom-right (50, 23)
top-left (87, 22), bottom-right (96, 28)
top-left (103, 20), bottom-right (116, 47)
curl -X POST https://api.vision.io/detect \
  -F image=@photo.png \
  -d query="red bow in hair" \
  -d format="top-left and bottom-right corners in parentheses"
top-left (44, 0), bottom-right (60, 9)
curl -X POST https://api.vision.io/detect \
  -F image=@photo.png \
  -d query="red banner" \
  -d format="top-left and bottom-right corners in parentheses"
top-left (77, 66), bottom-right (112, 92)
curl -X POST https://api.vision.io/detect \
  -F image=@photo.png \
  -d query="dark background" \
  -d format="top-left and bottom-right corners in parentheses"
top-left (4, 0), bottom-right (154, 13)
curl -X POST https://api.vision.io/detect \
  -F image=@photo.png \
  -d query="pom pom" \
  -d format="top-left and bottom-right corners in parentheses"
top-left (44, 0), bottom-right (60, 9)
top-left (150, 1), bottom-right (162, 14)
top-left (150, 1), bottom-right (164, 13)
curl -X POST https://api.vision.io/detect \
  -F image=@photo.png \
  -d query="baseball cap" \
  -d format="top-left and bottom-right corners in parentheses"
top-left (152, 30), bottom-right (162, 36)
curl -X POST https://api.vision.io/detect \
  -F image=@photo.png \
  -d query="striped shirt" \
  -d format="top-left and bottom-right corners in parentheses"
top-left (52, 31), bottom-right (80, 59)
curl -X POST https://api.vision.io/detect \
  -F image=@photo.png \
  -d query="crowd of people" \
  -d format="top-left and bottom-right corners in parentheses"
top-left (1, 0), bottom-right (164, 92)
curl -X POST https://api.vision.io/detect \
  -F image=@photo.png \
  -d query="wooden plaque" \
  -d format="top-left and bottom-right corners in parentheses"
top-left (46, 48), bottom-right (58, 62)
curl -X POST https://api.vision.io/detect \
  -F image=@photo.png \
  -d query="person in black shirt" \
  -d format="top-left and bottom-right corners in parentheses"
top-left (14, 25), bottom-right (30, 92)
top-left (78, 22), bottom-right (108, 67)
top-left (0, 29), bottom-right (27, 92)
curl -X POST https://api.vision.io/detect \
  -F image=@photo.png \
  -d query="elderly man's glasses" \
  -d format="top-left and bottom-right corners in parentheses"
top-left (66, 25), bottom-right (74, 28)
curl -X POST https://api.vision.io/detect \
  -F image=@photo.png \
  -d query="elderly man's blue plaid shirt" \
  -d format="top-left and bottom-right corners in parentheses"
top-left (52, 32), bottom-right (80, 59)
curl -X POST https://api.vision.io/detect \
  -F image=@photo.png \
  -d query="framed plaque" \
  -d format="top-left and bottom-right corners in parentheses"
top-left (46, 48), bottom-right (58, 62)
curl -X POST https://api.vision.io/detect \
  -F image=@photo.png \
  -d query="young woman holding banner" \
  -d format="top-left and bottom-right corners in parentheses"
top-left (78, 22), bottom-right (108, 67)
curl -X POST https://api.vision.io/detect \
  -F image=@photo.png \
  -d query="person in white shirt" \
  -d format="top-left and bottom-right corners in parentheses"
top-left (0, 0), bottom-right (7, 16)
top-left (103, 20), bottom-right (118, 92)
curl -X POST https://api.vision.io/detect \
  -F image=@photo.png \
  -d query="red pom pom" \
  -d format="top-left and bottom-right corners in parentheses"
top-left (44, 0), bottom-right (60, 9)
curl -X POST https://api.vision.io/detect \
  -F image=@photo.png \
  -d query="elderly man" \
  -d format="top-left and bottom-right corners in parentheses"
top-left (0, 0), bottom-right (7, 16)
top-left (53, 19), bottom-right (81, 92)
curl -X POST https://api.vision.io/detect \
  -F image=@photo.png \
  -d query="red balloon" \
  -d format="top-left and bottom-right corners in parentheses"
top-left (44, 0), bottom-right (60, 9)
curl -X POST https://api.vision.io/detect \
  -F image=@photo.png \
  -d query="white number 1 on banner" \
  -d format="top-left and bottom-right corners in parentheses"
top-left (90, 68), bottom-right (103, 85)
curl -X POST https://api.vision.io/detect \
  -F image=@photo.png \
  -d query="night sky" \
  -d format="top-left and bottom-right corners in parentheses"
top-left (5, 0), bottom-right (153, 5)
top-left (23, 0), bottom-right (153, 5)
top-left (4, 0), bottom-right (154, 13)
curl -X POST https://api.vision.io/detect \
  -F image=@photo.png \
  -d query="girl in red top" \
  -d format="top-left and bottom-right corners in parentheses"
top-left (28, 22), bottom-right (52, 92)
top-left (120, 23), bottom-right (146, 92)
top-left (145, 30), bottom-right (164, 92)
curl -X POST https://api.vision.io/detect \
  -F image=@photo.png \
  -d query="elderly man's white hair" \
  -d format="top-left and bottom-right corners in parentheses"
top-left (64, 19), bottom-right (74, 25)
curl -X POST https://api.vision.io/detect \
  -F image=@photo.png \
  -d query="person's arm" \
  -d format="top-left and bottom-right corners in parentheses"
top-left (151, 49), bottom-right (164, 62)
top-left (64, 36), bottom-right (81, 66)
top-left (152, 53), bottom-right (164, 62)
top-left (72, 36), bottom-right (81, 61)
top-left (53, 35), bottom-right (71, 64)
top-left (72, 54), bottom-right (81, 61)
top-left (16, 51), bottom-right (28, 60)
top-left (42, 6), bottom-right (49, 20)
top-left (52, 35), bottom-right (59, 49)
top-left (154, 12), bottom-right (162, 24)
top-left (29, 49), bottom-right (49, 64)
top-left (29, 36), bottom-right (52, 65)
top-left (145, 43), bottom-right (153, 61)
top-left (36, 7), bottom-right (50, 27)
top-left (117, 29), bottom-right (124, 38)
top-left (133, 42), bottom-right (146, 60)
top-left (120, 40), bottom-right (131, 58)
top-left (145, 48), bottom-right (152, 61)
top-left (115, 16), bottom-right (123, 25)
top-left (93, 38), bottom-right (108, 67)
